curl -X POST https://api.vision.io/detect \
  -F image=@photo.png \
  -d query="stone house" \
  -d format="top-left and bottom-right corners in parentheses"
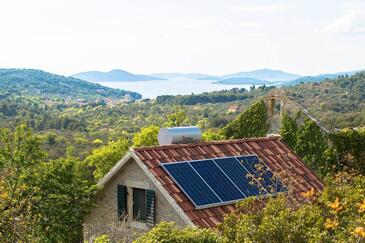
top-left (83, 136), bottom-right (324, 242)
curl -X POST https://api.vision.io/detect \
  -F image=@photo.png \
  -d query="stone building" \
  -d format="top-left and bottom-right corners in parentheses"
top-left (83, 136), bottom-right (324, 242)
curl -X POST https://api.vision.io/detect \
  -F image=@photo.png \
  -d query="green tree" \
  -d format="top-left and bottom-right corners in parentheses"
top-left (85, 139), bottom-right (130, 180)
top-left (0, 124), bottom-right (96, 241)
top-left (280, 113), bottom-right (298, 149)
top-left (202, 129), bottom-right (225, 142)
top-left (30, 157), bottom-right (96, 242)
top-left (223, 100), bottom-right (268, 139)
top-left (132, 125), bottom-right (160, 147)
top-left (295, 119), bottom-right (329, 173)
top-left (164, 107), bottom-right (189, 127)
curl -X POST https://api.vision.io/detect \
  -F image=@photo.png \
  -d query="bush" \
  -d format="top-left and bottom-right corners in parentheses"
top-left (134, 222), bottom-right (222, 243)
top-left (223, 100), bottom-right (268, 139)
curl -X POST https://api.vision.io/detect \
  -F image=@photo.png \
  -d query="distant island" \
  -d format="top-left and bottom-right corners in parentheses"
top-left (221, 68), bottom-right (300, 81)
top-left (152, 73), bottom-right (217, 79)
top-left (72, 69), bottom-right (165, 82)
top-left (213, 77), bottom-right (270, 85)
top-left (152, 69), bottom-right (300, 82)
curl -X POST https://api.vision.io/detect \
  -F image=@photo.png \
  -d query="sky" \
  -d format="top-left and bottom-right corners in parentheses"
top-left (0, 0), bottom-right (365, 76)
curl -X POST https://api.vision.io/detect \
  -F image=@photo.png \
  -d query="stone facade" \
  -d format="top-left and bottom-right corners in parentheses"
top-left (83, 158), bottom-right (187, 242)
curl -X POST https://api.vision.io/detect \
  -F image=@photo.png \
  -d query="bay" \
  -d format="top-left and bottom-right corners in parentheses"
top-left (95, 78), bottom-right (255, 99)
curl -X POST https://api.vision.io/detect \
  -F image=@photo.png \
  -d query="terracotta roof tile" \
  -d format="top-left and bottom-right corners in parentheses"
top-left (133, 136), bottom-right (324, 228)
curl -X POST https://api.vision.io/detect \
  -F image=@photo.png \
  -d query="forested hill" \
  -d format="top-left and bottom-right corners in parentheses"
top-left (0, 69), bottom-right (141, 100)
top-left (286, 71), bottom-right (365, 128)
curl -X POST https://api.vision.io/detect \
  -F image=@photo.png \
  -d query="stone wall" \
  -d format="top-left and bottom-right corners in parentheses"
top-left (83, 158), bottom-right (187, 242)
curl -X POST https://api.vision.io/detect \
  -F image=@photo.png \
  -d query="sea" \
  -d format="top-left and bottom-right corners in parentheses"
top-left (95, 78), bottom-right (254, 99)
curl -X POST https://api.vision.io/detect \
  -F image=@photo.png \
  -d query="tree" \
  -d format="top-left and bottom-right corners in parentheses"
top-left (132, 125), bottom-right (160, 147)
top-left (164, 107), bottom-right (189, 127)
top-left (295, 119), bottom-right (329, 173)
top-left (85, 139), bottom-right (130, 180)
top-left (202, 129), bottom-right (225, 142)
top-left (223, 100), bottom-right (268, 139)
top-left (30, 157), bottom-right (96, 242)
top-left (280, 113), bottom-right (298, 149)
top-left (0, 124), bottom-right (96, 241)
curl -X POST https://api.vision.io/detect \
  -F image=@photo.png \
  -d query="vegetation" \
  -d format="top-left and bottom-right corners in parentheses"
top-left (286, 71), bottom-right (365, 129)
top-left (133, 125), bottom-right (160, 147)
top-left (0, 124), bottom-right (96, 241)
top-left (329, 128), bottom-right (365, 174)
top-left (85, 139), bottom-right (130, 180)
top-left (0, 68), bottom-right (141, 100)
top-left (136, 172), bottom-right (365, 243)
top-left (223, 100), bottom-right (268, 139)
top-left (1, 68), bottom-right (365, 242)
top-left (156, 86), bottom-right (273, 105)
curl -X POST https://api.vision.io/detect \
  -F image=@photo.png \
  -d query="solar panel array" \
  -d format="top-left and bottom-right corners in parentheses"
top-left (161, 155), bottom-right (286, 209)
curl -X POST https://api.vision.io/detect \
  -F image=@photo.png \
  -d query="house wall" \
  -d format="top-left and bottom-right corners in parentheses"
top-left (83, 158), bottom-right (187, 242)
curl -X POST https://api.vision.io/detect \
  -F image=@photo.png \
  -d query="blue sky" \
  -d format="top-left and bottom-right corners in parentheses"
top-left (0, 0), bottom-right (365, 76)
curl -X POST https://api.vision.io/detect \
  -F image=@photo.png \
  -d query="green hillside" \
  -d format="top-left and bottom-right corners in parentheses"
top-left (0, 68), bottom-right (141, 100)
top-left (286, 71), bottom-right (365, 129)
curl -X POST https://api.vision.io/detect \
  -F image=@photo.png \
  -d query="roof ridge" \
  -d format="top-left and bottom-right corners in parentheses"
top-left (133, 136), bottom-right (282, 152)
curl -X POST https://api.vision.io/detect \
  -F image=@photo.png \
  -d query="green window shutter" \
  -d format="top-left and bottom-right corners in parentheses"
top-left (146, 189), bottom-right (155, 226)
top-left (117, 185), bottom-right (127, 221)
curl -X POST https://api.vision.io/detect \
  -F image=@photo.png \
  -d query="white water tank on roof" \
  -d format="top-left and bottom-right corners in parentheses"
top-left (158, 126), bottom-right (202, 145)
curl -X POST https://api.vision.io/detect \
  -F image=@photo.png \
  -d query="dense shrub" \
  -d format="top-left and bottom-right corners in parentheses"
top-left (223, 100), bottom-right (268, 139)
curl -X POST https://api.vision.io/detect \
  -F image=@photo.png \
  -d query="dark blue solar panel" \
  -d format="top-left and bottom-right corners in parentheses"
top-left (162, 162), bottom-right (221, 207)
top-left (237, 155), bottom-right (286, 193)
top-left (213, 157), bottom-right (261, 197)
top-left (190, 160), bottom-right (245, 202)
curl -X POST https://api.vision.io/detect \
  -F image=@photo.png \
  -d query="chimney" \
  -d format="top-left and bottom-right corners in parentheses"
top-left (158, 126), bottom-right (202, 145)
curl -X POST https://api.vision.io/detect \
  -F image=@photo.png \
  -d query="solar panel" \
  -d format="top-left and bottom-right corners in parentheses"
top-left (189, 160), bottom-right (245, 202)
top-left (213, 157), bottom-right (260, 197)
top-left (237, 156), bottom-right (286, 194)
top-left (162, 162), bottom-right (221, 207)
top-left (161, 154), bottom-right (286, 209)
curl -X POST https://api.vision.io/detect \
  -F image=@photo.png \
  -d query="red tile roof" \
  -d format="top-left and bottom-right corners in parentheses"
top-left (133, 136), bottom-right (324, 228)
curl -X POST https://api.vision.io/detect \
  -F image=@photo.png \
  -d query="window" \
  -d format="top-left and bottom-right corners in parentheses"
top-left (116, 185), bottom-right (155, 226)
top-left (133, 188), bottom-right (147, 222)
top-left (117, 185), bottom-right (127, 220)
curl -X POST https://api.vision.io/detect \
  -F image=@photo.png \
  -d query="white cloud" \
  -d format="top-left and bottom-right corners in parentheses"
top-left (323, 10), bottom-right (365, 34)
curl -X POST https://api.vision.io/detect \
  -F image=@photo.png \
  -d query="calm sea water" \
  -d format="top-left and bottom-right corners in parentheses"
top-left (95, 78), bottom-right (253, 99)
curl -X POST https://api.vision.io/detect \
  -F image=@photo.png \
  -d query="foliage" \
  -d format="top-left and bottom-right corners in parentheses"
top-left (133, 125), bottom-right (160, 148)
top-left (220, 173), bottom-right (365, 242)
top-left (164, 107), bottom-right (190, 127)
top-left (94, 234), bottom-right (111, 243)
top-left (223, 100), bottom-right (268, 139)
top-left (295, 119), bottom-right (329, 174)
top-left (286, 71), bottom-right (365, 129)
top-left (329, 128), bottom-right (365, 174)
top-left (30, 156), bottom-right (96, 242)
top-left (0, 68), bottom-right (141, 100)
top-left (202, 129), bottom-right (226, 142)
top-left (156, 86), bottom-right (274, 105)
top-left (134, 222), bottom-right (222, 243)
top-left (280, 112), bottom-right (298, 149)
top-left (85, 139), bottom-right (130, 180)
top-left (137, 173), bottom-right (365, 243)
top-left (0, 124), bottom-right (96, 241)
